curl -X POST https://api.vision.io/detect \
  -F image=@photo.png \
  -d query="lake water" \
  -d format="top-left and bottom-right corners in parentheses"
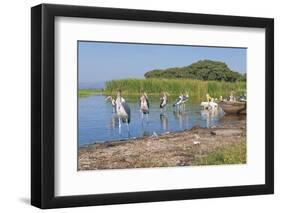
top-left (79, 95), bottom-right (224, 146)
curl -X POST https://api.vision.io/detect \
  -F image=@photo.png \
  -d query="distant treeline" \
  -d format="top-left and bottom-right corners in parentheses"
top-left (144, 60), bottom-right (246, 82)
top-left (104, 78), bottom-right (246, 98)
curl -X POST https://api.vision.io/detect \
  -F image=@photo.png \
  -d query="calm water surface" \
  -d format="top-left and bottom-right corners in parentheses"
top-left (79, 95), bottom-right (224, 146)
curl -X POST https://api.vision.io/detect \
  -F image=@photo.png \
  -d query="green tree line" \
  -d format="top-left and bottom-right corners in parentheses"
top-left (144, 60), bottom-right (246, 82)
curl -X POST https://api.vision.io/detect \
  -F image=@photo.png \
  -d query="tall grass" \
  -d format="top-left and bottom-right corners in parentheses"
top-left (79, 89), bottom-right (103, 97)
top-left (104, 78), bottom-right (246, 99)
top-left (193, 141), bottom-right (246, 165)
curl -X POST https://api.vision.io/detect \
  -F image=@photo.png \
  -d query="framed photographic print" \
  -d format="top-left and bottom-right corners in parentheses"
top-left (31, 3), bottom-right (274, 209)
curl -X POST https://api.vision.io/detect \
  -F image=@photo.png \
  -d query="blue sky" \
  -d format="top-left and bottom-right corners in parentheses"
top-left (78, 41), bottom-right (246, 85)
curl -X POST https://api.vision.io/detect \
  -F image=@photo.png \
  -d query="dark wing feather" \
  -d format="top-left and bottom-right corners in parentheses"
top-left (160, 98), bottom-right (164, 108)
top-left (122, 102), bottom-right (131, 123)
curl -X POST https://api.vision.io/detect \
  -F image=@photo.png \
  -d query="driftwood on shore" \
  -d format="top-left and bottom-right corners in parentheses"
top-left (78, 115), bottom-right (246, 170)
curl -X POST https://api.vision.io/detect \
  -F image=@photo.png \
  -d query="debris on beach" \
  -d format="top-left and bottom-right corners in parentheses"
top-left (193, 141), bottom-right (201, 145)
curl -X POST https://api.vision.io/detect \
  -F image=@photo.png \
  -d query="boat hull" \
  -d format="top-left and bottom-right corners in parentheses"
top-left (219, 101), bottom-right (246, 114)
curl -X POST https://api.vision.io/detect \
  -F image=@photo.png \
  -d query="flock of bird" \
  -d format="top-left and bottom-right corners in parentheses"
top-left (105, 90), bottom-right (190, 133)
top-left (105, 90), bottom-right (246, 135)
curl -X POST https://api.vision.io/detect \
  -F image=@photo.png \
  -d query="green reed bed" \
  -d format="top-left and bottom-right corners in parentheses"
top-left (103, 78), bottom-right (246, 98)
top-left (78, 89), bottom-right (103, 97)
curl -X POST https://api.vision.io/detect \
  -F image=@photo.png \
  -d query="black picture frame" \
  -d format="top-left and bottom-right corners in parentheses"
top-left (31, 3), bottom-right (274, 209)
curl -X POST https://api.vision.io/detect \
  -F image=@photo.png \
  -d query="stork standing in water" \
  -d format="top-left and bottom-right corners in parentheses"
top-left (239, 93), bottom-right (247, 102)
top-left (139, 91), bottom-right (149, 122)
top-left (160, 92), bottom-right (169, 114)
top-left (115, 90), bottom-right (131, 135)
top-left (105, 96), bottom-right (116, 113)
top-left (173, 91), bottom-right (189, 110)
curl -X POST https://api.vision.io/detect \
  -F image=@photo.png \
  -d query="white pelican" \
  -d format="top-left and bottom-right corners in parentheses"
top-left (115, 90), bottom-right (131, 134)
top-left (201, 101), bottom-right (210, 110)
top-left (229, 90), bottom-right (236, 102)
top-left (200, 98), bottom-right (218, 110)
top-left (206, 93), bottom-right (212, 102)
top-left (209, 99), bottom-right (218, 110)
top-left (105, 96), bottom-right (116, 112)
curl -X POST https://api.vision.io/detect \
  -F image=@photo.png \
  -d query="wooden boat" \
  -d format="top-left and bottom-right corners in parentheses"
top-left (218, 101), bottom-right (246, 114)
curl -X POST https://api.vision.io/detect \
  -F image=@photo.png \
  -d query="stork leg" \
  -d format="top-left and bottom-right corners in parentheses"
top-left (118, 117), bottom-right (121, 135)
top-left (126, 120), bottom-right (130, 137)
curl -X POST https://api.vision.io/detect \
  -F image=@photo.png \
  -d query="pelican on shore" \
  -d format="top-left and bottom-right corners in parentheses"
top-left (140, 91), bottom-right (149, 121)
top-left (115, 90), bottom-right (131, 134)
top-left (105, 96), bottom-right (116, 112)
top-left (160, 92), bottom-right (169, 113)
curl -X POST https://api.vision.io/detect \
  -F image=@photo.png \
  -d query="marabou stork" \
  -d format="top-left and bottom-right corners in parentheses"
top-left (239, 93), bottom-right (247, 102)
top-left (173, 92), bottom-right (189, 109)
top-left (140, 91), bottom-right (149, 121)
top-left (160, 92), bottom-right (169, 113)
top-left (115, 90), bottom-right (131, 134)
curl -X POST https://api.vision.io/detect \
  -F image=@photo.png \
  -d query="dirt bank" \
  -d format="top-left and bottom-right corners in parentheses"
top-left (79, 115), bottom-right (246, 170)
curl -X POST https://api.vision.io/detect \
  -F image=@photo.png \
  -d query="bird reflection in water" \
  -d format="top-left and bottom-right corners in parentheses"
top-left (107, 115), bottom-right (119, 136)
top-left (200, 109), bottom-right (221, 128)
top-left (160, 113), bottom-right (168, 131)
top-left (140, 125), bottom-right (151, 137)
top-left (173, 110), bottom-right (188, 130)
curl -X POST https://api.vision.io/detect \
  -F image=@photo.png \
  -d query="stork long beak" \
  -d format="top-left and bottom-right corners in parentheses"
top-left (105, 96), bottom-right (112, 101)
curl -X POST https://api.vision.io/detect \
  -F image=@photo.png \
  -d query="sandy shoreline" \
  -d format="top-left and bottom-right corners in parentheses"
top-left (79, 115), bottom-right (246, 170)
